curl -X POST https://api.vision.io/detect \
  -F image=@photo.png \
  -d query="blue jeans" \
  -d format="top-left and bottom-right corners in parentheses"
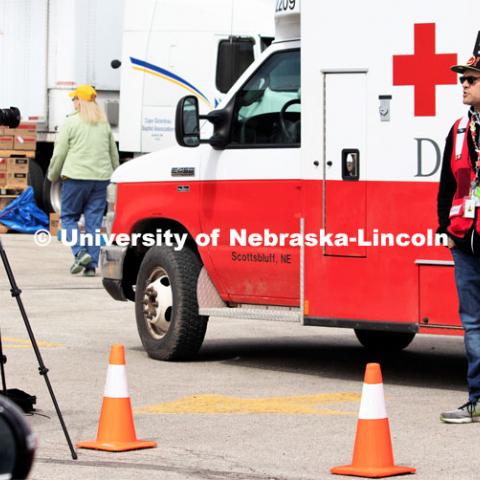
top-left (452, 247), bottom-right (480, 402)
top-left (60, 179), bottom-right (109, 269)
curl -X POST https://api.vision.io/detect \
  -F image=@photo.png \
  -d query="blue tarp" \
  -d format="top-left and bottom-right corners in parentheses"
top-left (0, 187), bottom-right (49, 233)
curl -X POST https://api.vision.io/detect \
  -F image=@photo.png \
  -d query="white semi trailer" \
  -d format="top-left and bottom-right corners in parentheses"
top-left (0, 0), bottom-right (273, 211)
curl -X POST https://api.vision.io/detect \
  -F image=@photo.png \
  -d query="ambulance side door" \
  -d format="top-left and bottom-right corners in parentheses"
top-left (200, 48), bottom-right (301, 305)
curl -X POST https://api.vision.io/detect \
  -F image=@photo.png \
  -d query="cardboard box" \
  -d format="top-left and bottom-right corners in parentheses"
top-left (13, 123), bottom-right (37, 137)
top-left (0, 222), bottom-right (8, 234)
top-left (0, 136), bottom-right (14, 150)
top-left (5, 172), bottom-right (27, 189)
top-left (13, 135), bottom-right (36, 151)
top-left (0, 158), bottom-right (7, 172)
top-left (49, 213), bottom-right (61, 236)
top-left (0, 197), bottom-right (13, 212)
top-left (7, 157), bottom-right (29, 174)
top-left (0, 172), bottom-right (6, 188)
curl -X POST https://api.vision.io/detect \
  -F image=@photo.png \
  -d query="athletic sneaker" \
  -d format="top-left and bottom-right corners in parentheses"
top-left (83, 268), bottom-right (96, 277)
top-left (70, 251), bottom-right (93, 274)
top-left (440, 401), bottom-right (480, 424)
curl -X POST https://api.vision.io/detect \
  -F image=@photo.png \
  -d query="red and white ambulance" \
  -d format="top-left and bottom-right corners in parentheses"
top-left (101, 0), bottom-right (478, 360)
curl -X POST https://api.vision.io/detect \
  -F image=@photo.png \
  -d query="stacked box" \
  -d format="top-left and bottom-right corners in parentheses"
top-left (7, 158), bottom-right (29, 173)
top-left (49, 213), bottom-right (61, 236)
top-left (0, 158), bottom-right (29, 188)
top-left (1, 123), bottom-right (37, 152)
top-left (12, 123), bottom-right (37, 151)
top-left (0, 159), bottom-right (7, 187)
top-left (0, 197), bottom-right (12, 212)
top-left (0, 188), bottom-right (14, 234)
top-left (0, 122), bottom-right (35, 190)
top-left (6, 172), bottom-right (28, 189)
top-left (0, 136), bottom-right (13, 149)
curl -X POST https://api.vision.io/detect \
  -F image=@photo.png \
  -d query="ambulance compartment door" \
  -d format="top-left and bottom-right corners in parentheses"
top-left (324, 71), bottom-right (367, 257)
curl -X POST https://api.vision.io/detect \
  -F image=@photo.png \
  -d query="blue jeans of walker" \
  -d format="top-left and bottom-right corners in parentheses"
top-left (452, 247), bottom-right (480, 402)
top-left (60, 179), bottom-right (109, 269)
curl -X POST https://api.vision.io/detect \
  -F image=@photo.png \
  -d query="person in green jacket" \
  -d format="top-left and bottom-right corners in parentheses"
top-left (47, 85), bottom-right (119, 276)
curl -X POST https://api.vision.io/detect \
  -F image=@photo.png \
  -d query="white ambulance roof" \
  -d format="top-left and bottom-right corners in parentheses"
top-left (274, 1), bottom-right (300, 42)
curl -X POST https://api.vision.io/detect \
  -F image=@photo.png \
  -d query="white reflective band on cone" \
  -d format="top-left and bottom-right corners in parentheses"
top-left (103, 364), bottom-right (129, 398)
top-left (358, 383), bottom-right (388, 419)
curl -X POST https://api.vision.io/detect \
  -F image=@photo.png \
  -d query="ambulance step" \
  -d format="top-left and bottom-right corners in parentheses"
top-left (199, 307), bottom-right (302, 322)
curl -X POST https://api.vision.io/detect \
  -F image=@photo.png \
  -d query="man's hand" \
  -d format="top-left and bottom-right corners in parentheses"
top-left (447, 237), bottom-right (456, 249)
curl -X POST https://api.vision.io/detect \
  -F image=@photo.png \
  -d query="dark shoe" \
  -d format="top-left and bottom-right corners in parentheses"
top-left (440, 401), bottom-right (480, 424)
top-left (83, 268), bottom-right (96, 277)
top-left (70, 251), bottom-right (93, 274)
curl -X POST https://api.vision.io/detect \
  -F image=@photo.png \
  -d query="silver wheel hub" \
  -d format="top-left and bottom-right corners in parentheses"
top-left (143, 268), bottom-right (173, 339)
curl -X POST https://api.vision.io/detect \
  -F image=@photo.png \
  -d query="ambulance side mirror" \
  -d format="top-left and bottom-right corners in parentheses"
top-left (175, 95), bottom-right (233, 150)
top-left (175, 96), bottom-right (201, 147)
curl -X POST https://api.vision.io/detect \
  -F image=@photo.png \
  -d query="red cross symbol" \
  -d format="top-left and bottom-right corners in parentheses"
top-left (393, 23), bottom-right (457, 117)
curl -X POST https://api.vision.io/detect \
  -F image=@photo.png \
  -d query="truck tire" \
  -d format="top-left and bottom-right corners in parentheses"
top-left (354, 329), bottom-right (416, 352)
top-left (135, 245), bottom-right (208, 360)
top-left (42, 178), bottom-right (62, 213)
top-left (27, 159), bottom-right (45, 210)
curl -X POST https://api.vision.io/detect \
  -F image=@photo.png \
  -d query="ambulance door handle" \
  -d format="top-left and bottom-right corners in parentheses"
top-left (326, 161), bottom-right (332, 167)
top-left (341, 149), bottom-right (359, 181)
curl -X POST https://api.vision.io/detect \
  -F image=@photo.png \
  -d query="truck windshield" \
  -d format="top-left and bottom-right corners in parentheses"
top-left (231, 49), bottom-right (300, 147)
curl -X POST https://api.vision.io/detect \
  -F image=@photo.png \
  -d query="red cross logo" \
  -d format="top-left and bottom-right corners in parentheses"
top-left (393, 23), bottom-right (457, 117)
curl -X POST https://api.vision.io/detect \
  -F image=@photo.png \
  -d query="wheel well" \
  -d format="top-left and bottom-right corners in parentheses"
top-left (121, 218), bottom-right (199, 301)
top-left (35, 141), bottom-right (54, 173)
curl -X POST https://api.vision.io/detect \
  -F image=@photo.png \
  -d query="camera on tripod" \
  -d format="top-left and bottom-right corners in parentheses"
top-left (0, 107), bottom-right (21, 129)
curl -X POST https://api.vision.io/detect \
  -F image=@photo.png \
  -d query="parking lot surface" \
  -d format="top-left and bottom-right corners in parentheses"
top-left (0, 235), bottom-right (479, 479)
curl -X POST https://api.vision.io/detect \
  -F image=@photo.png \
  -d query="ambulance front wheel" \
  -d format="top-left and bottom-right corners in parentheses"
top-left (135, 245), bottom-right (208, 361)
top-left (354, 329), bottom-right (416, 352)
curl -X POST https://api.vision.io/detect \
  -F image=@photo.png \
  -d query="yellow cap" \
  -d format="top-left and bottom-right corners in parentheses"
top-left (69, 84), bottom-right (97, 102)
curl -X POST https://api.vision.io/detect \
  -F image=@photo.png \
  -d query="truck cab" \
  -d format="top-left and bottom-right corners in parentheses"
top-left (102, 2), bottom-right (301, 360)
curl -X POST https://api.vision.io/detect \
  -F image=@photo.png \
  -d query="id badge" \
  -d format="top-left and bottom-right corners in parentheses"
top-left (464, 198), bottom-right (476, 218)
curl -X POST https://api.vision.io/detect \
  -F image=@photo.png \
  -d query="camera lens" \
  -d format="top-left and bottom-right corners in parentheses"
top-left (0, 107), bottom-right (21, 128)
top-left (0, 395), bottom-right (36, 479)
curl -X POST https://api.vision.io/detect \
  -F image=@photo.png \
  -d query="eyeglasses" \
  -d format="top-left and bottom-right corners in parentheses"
top-left (459, 75), bottom-right (480, 86)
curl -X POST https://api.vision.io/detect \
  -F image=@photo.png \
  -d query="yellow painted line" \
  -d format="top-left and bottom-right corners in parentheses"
top-left (137, 392), bottom-right (360, 415)
top-left (2, 337), bottom-right (62, 349)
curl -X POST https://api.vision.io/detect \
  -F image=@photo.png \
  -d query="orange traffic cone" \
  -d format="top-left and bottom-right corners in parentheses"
top-left (331, 363), bottom-right (415, 478)
top-left (77, 344), bottom-right (157, 452)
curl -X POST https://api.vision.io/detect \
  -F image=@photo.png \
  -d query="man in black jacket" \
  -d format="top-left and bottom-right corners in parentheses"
top-left (438, 48), bottom-right (480, 423)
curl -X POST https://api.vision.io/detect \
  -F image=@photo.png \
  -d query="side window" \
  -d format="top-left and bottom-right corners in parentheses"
top-left (216, 37), bottom-right (255, 94)
top-left (230, 49), bottom-right (300, 147)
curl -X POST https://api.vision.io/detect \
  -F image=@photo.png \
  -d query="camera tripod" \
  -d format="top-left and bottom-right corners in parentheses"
top-left (0, 237), bottom-right (77, 460)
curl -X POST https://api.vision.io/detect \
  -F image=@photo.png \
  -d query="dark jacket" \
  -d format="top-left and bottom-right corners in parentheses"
top-left (437, 109), bottom-right (480, 254)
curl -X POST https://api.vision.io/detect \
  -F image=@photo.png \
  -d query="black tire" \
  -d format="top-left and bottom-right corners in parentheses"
top-left (42, 177), bottom-right (54, 213)
top-left (354, 329), bottom-right (416, 352)
top-left (27, 159), bottom-right (45, 210)
top-left (135, 245), bottom-right (208, 360)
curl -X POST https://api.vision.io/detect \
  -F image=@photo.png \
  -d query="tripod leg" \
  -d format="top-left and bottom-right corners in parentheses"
top-left (0, 239), bottom-right (77, 460)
